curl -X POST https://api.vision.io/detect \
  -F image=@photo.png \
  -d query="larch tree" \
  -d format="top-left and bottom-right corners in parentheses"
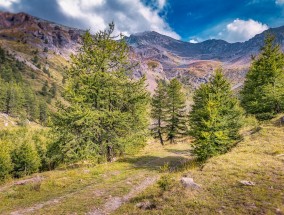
top-left (51, 23), bottom-right (149, 164)
top-left (189, 69), bottom-right (244, 161)
top-left (151, 80), bottom-right (168, 145)
top-left (241, 34), bottom-right (284, 120)
top-left (165, 78), bottom-right (187, 143)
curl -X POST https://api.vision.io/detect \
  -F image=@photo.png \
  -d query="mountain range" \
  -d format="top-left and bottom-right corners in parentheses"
top-left (0, 11), bottom-right (283, 91)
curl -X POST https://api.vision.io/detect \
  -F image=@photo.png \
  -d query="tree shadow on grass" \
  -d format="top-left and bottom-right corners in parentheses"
top-left (119, 155), bottom-right (192, 172)
top-left (165, 148), bottom-right (191, 156)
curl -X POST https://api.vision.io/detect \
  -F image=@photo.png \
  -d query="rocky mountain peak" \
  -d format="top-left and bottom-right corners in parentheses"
top-left (0, 11), bottom-right (84, 54)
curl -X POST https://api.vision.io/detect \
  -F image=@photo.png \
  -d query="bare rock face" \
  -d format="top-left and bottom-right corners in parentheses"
top-left (0, 11), bottom-right (83, 56)
top-left (1, 11), bottom-right (284, 91)
top-left (180, 177), bottom-right (201, 189)
top-left (126, 27), bottom-right (284, 89)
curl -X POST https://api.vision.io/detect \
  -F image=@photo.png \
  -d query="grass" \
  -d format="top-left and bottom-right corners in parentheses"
top-left (0, 138), bottom-right (191, 214)
top-left (116, 117), bottom-right (284, 214)
top-left (0, 117), bottom-right (283, 214)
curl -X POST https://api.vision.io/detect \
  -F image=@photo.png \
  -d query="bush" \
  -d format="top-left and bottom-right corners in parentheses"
top-left (0, 143), bottom-right (13, 180)
top-left (157, 175), bottom-right (174, 191)
top-left (12, 142), bottom-right (41, 177)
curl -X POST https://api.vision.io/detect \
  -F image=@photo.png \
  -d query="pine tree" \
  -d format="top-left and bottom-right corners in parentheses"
top-left (241, 34), bottom-right (284, 120)
top-left (39, 100), bottom-right (48, 125)
top-left (41, 80), bottom-right (49, 96)
top-left (23, 88), bottom-right (39, 121)
top-left (49, 82), bottom-right (57, 98)
top-left (189, 69), bottom-right (244, 161)
top-left (12, 142), bottom-right (41, 177)
top-left (151, 80), bottom-right (168, 145)
top-left (0, 142), bottom-right (13, 180)
top-left (51, 23), bottom-right (149, 164)
top-left (5, 83), bottom-right (24, 116)
top-left (166, 78), bottom-right (187, 143)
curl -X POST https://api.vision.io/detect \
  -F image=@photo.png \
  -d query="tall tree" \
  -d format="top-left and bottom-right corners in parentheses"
top-left (51, 23), bottom-right (149, 164)
top-left (151, 80), bottom-right (168, 145)
top-left (189, 69), bottom-right (244, 161)
top-left (166, 78), bottom-right (187, 143)
top-left (241, 34), bottom-right (284, 120)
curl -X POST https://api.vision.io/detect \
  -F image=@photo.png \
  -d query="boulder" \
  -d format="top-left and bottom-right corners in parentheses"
top-left (180, 177), bottom-right (201, 189)
top-left (136, 201), bottom-right (156, 210)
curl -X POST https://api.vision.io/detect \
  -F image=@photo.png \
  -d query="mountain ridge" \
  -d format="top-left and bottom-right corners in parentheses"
top-left (0, 11), bottom-right (284, 91)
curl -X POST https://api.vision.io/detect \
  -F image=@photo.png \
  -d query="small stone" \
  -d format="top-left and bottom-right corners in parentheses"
top-left (239, 180), bottom-right (256, 186)
top-left (180, 177), bottom-right (201, 189)
top-left (136, 201), bottom-right (156, 210)
top-left (83, 169), bottom-right (90, 174)
top-left (276, 208), bottom-right (283, 215)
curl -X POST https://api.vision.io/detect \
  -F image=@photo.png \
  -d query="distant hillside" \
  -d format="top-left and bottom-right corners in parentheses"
top-left (0, 11), bottom-right (284, 92)
top-left (0, 11), bottom-right (83, 112)
top-left (126, 27), bottom-right (284, 89)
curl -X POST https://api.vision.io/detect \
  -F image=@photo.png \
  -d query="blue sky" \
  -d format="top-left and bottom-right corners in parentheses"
top-left (0, 0), bottom-right (283, 43)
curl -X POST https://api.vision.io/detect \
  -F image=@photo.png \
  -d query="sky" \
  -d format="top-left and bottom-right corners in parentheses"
top-left (0, 0), bottom-right (283, 43)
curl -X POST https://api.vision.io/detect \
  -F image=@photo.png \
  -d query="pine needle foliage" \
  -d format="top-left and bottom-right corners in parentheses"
top-left (189, 69), bottom-right (244, 161)
top-left (51, 23), bottom-right (149, 164)
top-left (241, 34), bottom-right (284, 120)
top-left (151, 80), bottom-right (168, 145)
top-left (165, 78), bottom-right (187, 143)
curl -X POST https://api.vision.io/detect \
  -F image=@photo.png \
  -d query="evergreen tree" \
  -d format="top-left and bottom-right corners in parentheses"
top-left (241, 35), bottom-right (284, 120)
top-left (189, 69), bottom-right (244, 161)
top-left (51, 23), bottom-right (149, 164)
top-left (0, 143), bottom-right (13, 180)
top-left (5, 83), bottom-right (24, 116)
top-left (0, 46), bottom-right (6, 63)
top-left (39, 100), bottom-right (48, 125)
top-left (23, 88), bottom-right (39, 121)
top-left (165, 78), bottom-right (187, 143)
top-left (151, 80), bottom-right (168, 145)
top-left (12, 142), bottom-right (41, 177)
top-left (41, 80), bottom-right (49, 96)
top-left (50, 82), bottom-right (57, 98)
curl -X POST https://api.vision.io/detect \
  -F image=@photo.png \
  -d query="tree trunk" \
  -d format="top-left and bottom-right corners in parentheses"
top-left (158, 129), bottom-right (164, 145)
top-left (106, 145), bottom-right (113, 162)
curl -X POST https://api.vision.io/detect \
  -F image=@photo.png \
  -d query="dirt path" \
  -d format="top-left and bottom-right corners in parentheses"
top-left (5, 143), bottom-right (191, 215)
top-left (87, 177), bottom-right (158, 215)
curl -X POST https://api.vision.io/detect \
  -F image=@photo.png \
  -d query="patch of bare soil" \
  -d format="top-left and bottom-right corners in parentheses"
top-left (87, 176), bottom-right (158, 215)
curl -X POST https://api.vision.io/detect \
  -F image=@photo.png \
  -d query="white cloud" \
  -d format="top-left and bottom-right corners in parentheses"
top-left (218, 19), bottom-right (268, 42)
top-left (276, 0), bottom-right (284, 5)
top-left (189, 39), bottom-right (198, 43)
top-left (157, 0), bottom-right (166, 9)
top-left (0, 0), bottom-right (20, 10)
top-left (57, 0), bottom-right (180, 39)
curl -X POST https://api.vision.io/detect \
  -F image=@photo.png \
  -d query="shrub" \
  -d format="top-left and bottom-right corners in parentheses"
top-left (12, 142), bottom-right (41, 177)
top-left (0, 143), bottom-right (13, 180)
top-left (157, 175), bottom-right (174, 191)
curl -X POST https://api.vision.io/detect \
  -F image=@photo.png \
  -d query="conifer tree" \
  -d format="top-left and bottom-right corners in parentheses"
top-left (41, 81), bottom-right (49, 96)
top-left (12, 142), bottom-right (41, 177)
top-left (39, 100), bottom-right (48, 125)
top-left (0, 143), bottom-right (13, 180)
top-left (241, 35), bottom-right (284, 120)
top-left (165, 78), bottom-right (187, 143)
top-left (151, 80), bottom-right (168, 145)
top-left (189, 69), bottom-right (244, 161)
top-left (51, 23), bottom-right (149, 164)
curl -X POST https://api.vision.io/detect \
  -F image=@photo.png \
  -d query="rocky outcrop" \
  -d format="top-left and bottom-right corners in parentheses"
top-left (0, 12), bottom-right (83, 55)
top-left (126, 27), bottom-right (284, 88)
top-left (1, 11), bottom-right (284, 90)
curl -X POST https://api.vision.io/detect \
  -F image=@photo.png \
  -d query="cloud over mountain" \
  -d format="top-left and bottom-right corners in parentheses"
top-left (218, 19), bottom-right (268, 43)
top-left (0, 0), bottom-right (180, 39)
